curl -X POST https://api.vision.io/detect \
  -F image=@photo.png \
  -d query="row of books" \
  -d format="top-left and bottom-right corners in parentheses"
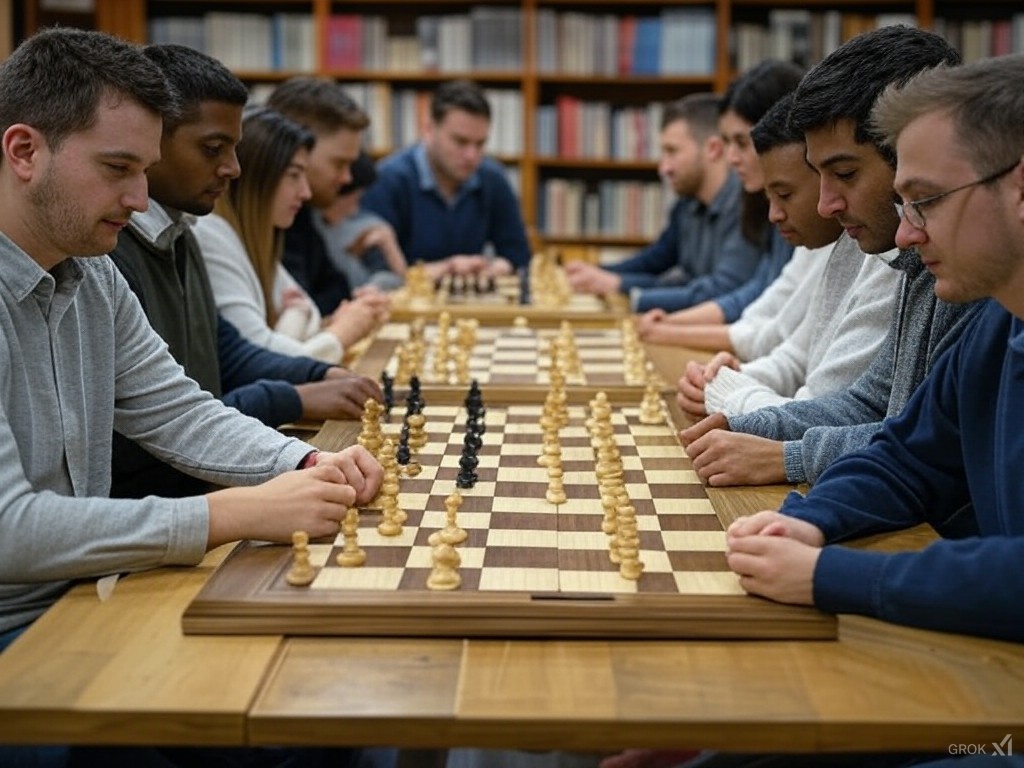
top-left (538, 179), bottom-right (670, 240)
top-left (934, 16), bottom-right (1024, 61)
top-left (149, 13), bottom-right (315, 72)
top-left (535, 98), bottom-right (664, 162)
top-left (535, 8), bottom-right (716, 76)
top-left (147, 9), bottom-right (1024, 76)
top-left (323, 9), bottom-right (522, 72)
top-left (731, 10), bottom-right (916, 73)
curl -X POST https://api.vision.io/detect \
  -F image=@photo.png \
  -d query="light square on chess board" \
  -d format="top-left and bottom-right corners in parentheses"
top-left (183, 398), bottom-right (836, 640)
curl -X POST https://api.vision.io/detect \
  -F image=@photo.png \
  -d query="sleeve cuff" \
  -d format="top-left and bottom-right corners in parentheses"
top-left (783, 440), bottom-right (808, 483)
top-left (812, 545), bottom-right (888, 618)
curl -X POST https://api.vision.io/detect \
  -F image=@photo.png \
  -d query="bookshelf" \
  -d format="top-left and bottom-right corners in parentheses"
top-left (24, 0), bottom-right (1020, 250)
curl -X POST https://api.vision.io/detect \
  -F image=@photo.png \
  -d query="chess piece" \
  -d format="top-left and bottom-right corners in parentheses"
top-left (380, 371), bottom-right (395, 419)
top-left (376, 440), bottom-right (405, 535)
top-left (396, 423), bottom-right (421, 477)
top-left (426, 542), bottom-right (462, 590)
top-left (286, 530), bottom-right (316, 586)
top-left (357, 398), bottom-right (384, 457)
top-left (336, 507), bottom-right (367, 567)
top-left (456, 450), bottom-right (479, 489)
top-left (545, 464), bottom-right (567, 505)
top-left (430, 491), bottom-right (469, 546)
top-left (639, 365), bottom-right (665, 425)
top-left (406, 409), bottom-right (428, 451)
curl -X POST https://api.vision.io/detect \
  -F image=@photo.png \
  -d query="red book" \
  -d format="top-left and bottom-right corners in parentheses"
top-left (618, 16), bottom-right (636, 75)
top-left (323, 14), bottom-right (362, 70)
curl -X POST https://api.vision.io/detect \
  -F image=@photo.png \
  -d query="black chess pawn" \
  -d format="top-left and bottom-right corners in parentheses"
top-left (456, 450), bottom-right (479, 488)
top-left (396, 425), bottom-right (412, 466)
top-left (463, 428), bottom-right (482, 454)
top-left (381, 371), bottom-right (394, 415)
top-left (464, 380), bottom-right (483, 413)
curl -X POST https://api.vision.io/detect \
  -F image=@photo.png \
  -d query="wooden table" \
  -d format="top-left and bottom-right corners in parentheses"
top-left (1, 343), bottom-right (1021, 752)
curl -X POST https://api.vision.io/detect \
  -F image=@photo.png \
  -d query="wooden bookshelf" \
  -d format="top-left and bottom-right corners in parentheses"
top-left (19, 0), bottom-right (1017, 248)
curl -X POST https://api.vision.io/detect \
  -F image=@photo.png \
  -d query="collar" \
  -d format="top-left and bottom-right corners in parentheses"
top-left (0, 231), bottom-right (84, 304)
top-left (129, 200), bottom-right (197, 252)
top-left (412, 143), bottom-right (482, 197)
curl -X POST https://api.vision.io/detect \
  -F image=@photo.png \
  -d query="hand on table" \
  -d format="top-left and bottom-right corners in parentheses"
top-left (726, 511), bottom-right (824, 606)
top-left (296, 372), bottom-right (382, 421)
top-left (563, 261), bottom-right (622, 295)
top-left (205, 446), bottom-right (382, 546)
top-left (681, 413), bottom-right (787, 487)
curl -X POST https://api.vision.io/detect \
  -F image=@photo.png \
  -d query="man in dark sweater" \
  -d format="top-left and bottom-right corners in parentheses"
top-left (109, 45), bottom-right (380, 499)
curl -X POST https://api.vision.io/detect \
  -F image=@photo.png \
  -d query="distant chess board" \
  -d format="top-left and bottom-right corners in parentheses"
top-left (355, 323), bottom-right (646, 389)
top-left (184, 399), bottom-right (836, 640)
top-left (389, 274), bottom-right (618, 325)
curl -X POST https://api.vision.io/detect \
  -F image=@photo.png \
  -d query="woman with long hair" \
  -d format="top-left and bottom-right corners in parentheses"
top-left (196, 107), bottom-right (384, 364)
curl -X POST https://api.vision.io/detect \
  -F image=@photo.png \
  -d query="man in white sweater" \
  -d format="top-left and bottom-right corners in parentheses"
top-left (675, 93), bottom-right (899, 417)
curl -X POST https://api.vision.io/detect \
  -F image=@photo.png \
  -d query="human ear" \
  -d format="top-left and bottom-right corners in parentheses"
top-left (2, 124), bottom-right (43, 182)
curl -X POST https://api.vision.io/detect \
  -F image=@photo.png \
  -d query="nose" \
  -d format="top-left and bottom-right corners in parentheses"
top-left (300, 176), bottom-right (312, 202)
top-left (222, 149), bottom-right (241, 180)
top-left (337, 164), bottom-right (353, 187)
top-left (894, 214), bottom-right (927, 250)
top-left (124, 173), bottom-right (150, 213)
top-left (767, 199), bottom-right (786, 225)
top-left (816, 178), bottom-right (844, 219)
top-left (724, 142), bottom-right (741, 168)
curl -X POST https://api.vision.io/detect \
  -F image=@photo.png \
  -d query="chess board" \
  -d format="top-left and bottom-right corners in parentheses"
top-left (390, 274), bottom-right (621, 324)
top-left (354, 322), bottom-right (649, 389)
top-left (184, 396), bottom-right (836, 640)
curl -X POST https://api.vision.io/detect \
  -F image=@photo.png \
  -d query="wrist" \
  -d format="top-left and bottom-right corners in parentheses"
top-left (297, 450), bottom-right (320, 470)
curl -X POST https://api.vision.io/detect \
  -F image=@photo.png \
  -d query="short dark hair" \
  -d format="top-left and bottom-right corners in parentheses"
top-left (751, 93), bottom-right (801, 154)
top-left (661, 93), bottom-right (721, 142)
top-left (721, 59), bottom-right (804, 126)
top-left (0, 27), bottom-right (177, 151)
top-left (788, 25), bottom-right (960, 164)
top-left (143, 44), bottom-right (248, 131)
top-left (431, 79), bottom-right (491, 123)
top-left (267, 76), bottom-right (370, 135)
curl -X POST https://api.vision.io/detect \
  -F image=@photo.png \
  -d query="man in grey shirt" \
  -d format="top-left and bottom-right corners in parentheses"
top-left (0, 29), bottom-right (381, 646)
top-left (680, 25), bottom-right (983, 488)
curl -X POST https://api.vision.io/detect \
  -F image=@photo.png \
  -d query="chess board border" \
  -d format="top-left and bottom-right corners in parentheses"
top-left (182, 538), bottom-right (834, 640)
top-left (183, 394), bottom-right (836, 641)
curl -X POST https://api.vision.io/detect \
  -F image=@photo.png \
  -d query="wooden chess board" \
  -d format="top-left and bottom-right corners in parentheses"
top-left (390, 274), bottom-right (622, 325)
top-left (183, 394), bottom-right (836, 640)
top-left (354, 322), bottom-right (651, 389)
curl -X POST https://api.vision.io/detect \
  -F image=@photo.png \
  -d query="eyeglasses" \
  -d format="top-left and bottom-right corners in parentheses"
top-left (894, 159), bottom-right (1020, 229)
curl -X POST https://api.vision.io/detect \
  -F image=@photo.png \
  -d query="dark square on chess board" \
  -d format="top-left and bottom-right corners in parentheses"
top-left (183, 402), bottom-right (836, 640)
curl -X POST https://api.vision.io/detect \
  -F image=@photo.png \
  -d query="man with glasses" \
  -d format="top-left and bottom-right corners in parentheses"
top-left (680, 25), bottom-right (985, 490)
top-left (726, 51), bottom-right (1024, 645)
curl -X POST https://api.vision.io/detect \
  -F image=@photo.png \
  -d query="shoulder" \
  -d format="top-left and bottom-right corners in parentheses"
top-left (193, 214), bottom-right (244, 255)
top-left (375, 147), bottom-right (417, 178)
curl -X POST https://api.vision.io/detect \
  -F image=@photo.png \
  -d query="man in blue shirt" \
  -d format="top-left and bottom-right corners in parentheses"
top-left (565, 94), bottom-right (761, 313)
top-left (362, 79), bottom-right (531, 280)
